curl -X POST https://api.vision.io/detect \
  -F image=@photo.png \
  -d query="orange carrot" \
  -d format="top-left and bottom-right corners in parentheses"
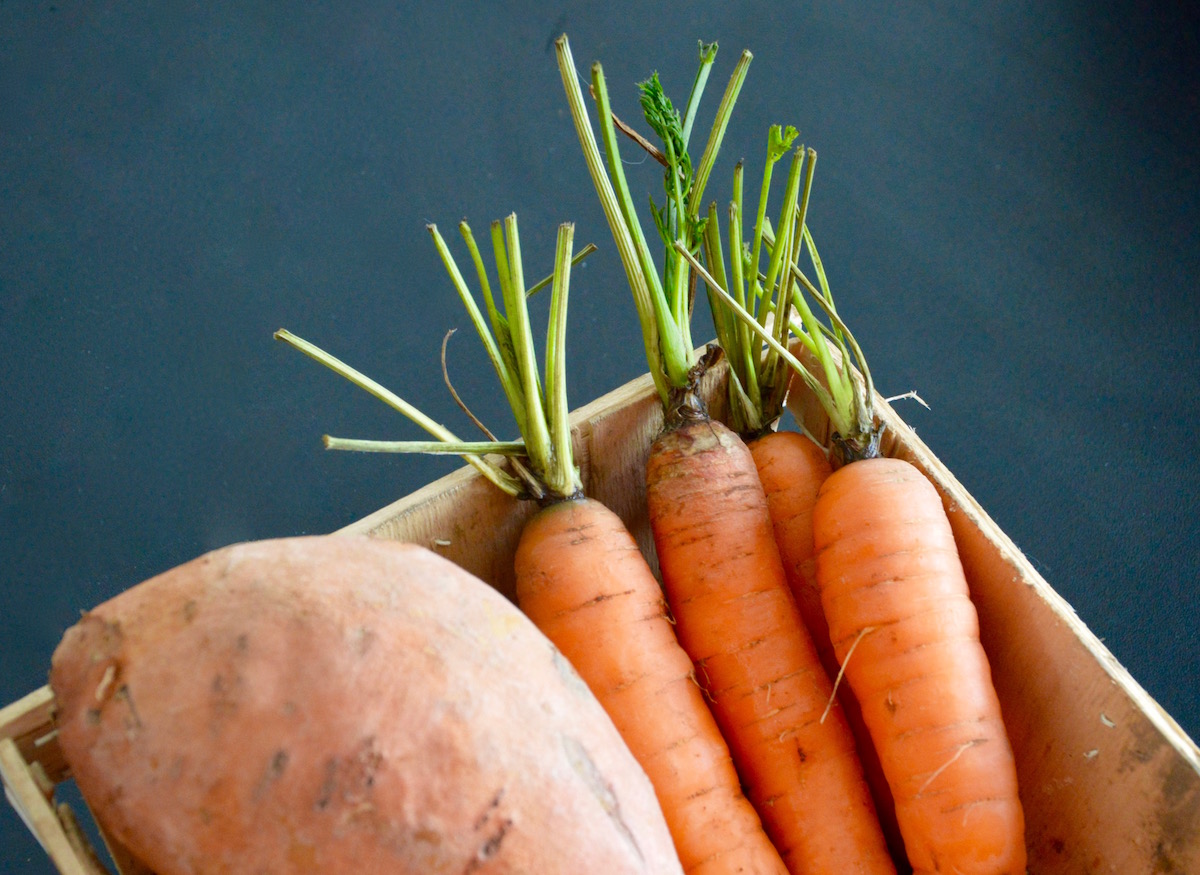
top-left (647, 415), bottom-right (895, 875)
top-left (556, 35), bottom-right (895, 875)
top-left (749, 431), bottom-right (833, 666)
top-left (696, 130), bottom-right (842, 681)
top-left (693, 206), bottom-right (1026, 873)
top-left (752, 430), bottom-right (906, 868)
top-left (280, 214), bottom-right (787, 875)
top-left (814, 457), bottom-right (1025, 875)
top-left (516, 497), bottom-right (788, 875)
top-left (696, 138), bottom-right (909, 866)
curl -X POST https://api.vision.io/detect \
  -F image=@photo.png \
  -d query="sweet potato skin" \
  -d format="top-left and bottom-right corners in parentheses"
top-left (50, 535), bottom-right (683, 874)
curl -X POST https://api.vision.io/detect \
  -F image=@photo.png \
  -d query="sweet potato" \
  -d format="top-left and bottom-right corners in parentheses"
top-left (49, 535), bottom-right (683, 874)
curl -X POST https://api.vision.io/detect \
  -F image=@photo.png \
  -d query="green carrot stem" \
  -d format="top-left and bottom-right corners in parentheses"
top-left (590, 61), bottom-right (691, 387)
top-left (680, 41), bottom-right (719, 149)
top-left (543, 222), bottom-right (578, 497)
top-left (459, 221), bottom-right (523, 401)
top-left (748, 125), bottom-right (797, 306)
top-left (661, 132), bottom-right (692, 340)
top-left (500, 214), bottom-right (552, 469)
top-left (672, 243), bottom-right (851, 437)
top-left (757, 146), bottom-right (806, 387)
top-left (688, 48), bottom-right (752, 223)
top-left (324, 437), bottom-right (526, 455)
top-left (797, 274), bottom-right (876, 423)
top-left (429, 224), bottom-right (527, 429)
top-left (526, 243), bottom-right (597, 297)
top-left (458, 221), bottom-right (509, 354)
top-left (797, 225), bottom-right (853, 399)
top-left (555, 36), bottom-right (671, 403)
top-left (273, 328), bottom-right (522, 496)
top-left (702, 201), bottom-right (736, 383)
top-left (727, 164), bottom-right (761, 411)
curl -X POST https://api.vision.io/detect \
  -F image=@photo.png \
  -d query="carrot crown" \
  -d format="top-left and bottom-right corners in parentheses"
top-left (275, 215), bottom-right (593, 503)
top-left (555, 34), bottom-right (751, 420)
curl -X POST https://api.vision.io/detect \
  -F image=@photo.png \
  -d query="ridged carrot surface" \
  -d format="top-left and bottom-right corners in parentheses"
top-left (813, 457), bottom-right (1026, 875)
top-left (647, 418), bottom-right (896, 875)
top-left (516, 496), bottom-right (788, 875)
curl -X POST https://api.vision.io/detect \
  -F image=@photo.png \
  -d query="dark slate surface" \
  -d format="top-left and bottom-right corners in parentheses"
top-left (2, 3), bottom-right (1196, 871)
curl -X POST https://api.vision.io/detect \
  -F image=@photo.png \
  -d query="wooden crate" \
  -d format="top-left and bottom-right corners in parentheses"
top-left (3, 353), bottom-right (1198, 874)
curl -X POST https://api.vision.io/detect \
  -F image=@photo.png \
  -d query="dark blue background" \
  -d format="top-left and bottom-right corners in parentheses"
top-left (2, 3), bottom-right (1196, 870)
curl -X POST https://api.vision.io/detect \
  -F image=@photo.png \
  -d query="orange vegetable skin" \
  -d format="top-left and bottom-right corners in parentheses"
top-left (813, 458), bottom-right (1026, 875)
top-left (647, 419), bottom-right (896, 875)
top-left (749, 430), bottom-right (835, 669)
top-left (516, 496), bottom-right (788, 875)
top-left (50, 535), bottom-right (684, 875)
top-left (751, 430), bottom-right (906, 868)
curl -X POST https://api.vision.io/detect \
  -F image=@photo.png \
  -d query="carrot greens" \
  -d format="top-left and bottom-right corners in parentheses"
top-left (555, 34), bottom-right (751, 413)
top-left (275, 215), bottom-right (588, 501)
top-left (646, 120), bottom-right (889, 461)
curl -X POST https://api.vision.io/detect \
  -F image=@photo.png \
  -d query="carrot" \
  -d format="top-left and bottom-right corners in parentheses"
top-left (698, 138), bottom-right (907, 865)
top-left (695, 126), bottom-right (840, 671)
top-left (749, 430), bottom-right (833, 663)
top-left (556, 35), bottom-right (895, 875)
top-left (815, 458), bottom-right (1025, 875)
top-left (516, 497), bottom-right (787, 875)
top-left (752, 429), bottom-right (907, 868)
top-left (278, 213), bottom-right (786, 874)
top-left (645, 414), bottom-right (894, 875)
top-left (691, 205), bottom-right (1027, 874)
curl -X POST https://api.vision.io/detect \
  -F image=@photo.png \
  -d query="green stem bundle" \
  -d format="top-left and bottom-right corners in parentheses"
top-left (276, 215), bottom-right (588, 501)
top-left (555, 34), bottom-right (751, 409)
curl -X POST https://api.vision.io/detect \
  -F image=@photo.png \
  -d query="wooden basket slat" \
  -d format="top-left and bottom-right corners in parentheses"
top-left (1, 737), bottom-right (92, 875)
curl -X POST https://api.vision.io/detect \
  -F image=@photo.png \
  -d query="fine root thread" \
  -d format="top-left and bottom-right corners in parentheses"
top-left (820, 626), bottom-right (874, 724)
top-left (914, 738), bottom-right (987, 798)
